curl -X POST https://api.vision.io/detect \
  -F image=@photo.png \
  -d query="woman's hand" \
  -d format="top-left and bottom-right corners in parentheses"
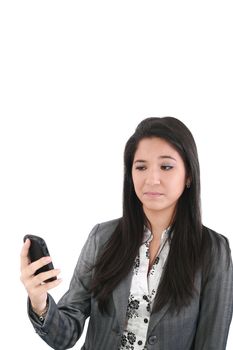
top-left (20, 238), bottom-right (62, 314)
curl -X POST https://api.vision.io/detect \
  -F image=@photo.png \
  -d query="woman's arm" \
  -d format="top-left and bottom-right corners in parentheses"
top-left (26, 223), bottom-right (100, 350)
top-left (193, 234), bottom-right (233, 350)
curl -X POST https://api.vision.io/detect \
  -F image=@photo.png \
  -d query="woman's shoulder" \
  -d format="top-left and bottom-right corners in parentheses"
top-left (201, 225), bottom-right (232, 270)
top-left (88, 217), bottom-right (121, 245)
top-left (98, 217), bottom-right (121, 231)
top-left (202, 225), bottom-right (231, 249)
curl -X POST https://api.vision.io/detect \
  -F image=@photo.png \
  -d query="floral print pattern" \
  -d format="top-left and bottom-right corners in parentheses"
top-left (118, 227), bottom-right (170, 350)
top-left (127, 294), bottom-right (140, 319)
top-left (133, 256), bottom-right (140, 275)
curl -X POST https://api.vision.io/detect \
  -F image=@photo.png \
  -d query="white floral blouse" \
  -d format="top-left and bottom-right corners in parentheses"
top-left (118, 226), bottom-right (171, 350)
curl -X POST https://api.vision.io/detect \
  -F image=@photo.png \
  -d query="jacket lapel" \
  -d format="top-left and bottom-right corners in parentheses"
top-left (112, 270), bottom-right (170, 334)
top-left (112, 268), bottom-right (134, 333)
top-left (147, 303), bottom-right (170, 334)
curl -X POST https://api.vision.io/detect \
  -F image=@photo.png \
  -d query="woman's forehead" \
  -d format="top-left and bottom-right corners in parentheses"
top-left (134, 137), bottom-right (180, 158)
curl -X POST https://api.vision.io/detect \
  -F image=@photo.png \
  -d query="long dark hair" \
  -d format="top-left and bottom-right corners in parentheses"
top-left (90, 117), bottom-right (209, 314)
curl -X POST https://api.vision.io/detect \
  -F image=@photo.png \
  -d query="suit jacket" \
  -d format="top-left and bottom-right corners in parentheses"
top-left (28, 218), bottom-right (233, 350)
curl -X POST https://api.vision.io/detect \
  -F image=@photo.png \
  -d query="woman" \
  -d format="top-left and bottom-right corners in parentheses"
top-left (20, 117), bottom-right (233, 350)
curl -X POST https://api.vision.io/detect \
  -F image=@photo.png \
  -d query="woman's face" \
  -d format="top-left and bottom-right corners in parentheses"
top-left (132, 137), bottom-right (187, 220)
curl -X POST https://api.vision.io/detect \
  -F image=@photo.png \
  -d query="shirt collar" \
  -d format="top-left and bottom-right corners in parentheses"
top-left (142, 225), bottom-right (171, 244)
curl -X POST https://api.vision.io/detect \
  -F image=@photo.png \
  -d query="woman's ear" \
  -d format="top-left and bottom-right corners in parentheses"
top-left (186, 178), bottom-right (191, 188)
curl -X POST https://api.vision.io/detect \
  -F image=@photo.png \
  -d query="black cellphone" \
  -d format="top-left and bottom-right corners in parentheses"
top-left (23, 234), bottom-right (57, 283)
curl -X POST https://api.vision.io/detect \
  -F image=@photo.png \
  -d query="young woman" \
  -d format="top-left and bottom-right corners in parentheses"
top-left (20, 117), bottom-right (233, 350)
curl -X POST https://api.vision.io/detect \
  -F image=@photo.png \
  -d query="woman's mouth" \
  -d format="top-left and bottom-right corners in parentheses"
top-left (143, 192), bottom-right (164, 198)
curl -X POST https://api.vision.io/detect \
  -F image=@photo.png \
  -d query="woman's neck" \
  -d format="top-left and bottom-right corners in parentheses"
top-left (144, 207), bottom-right (175, 239)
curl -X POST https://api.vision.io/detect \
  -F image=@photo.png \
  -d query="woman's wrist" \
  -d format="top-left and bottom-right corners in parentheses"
top-left (32, 300), bottom-right (48, 319)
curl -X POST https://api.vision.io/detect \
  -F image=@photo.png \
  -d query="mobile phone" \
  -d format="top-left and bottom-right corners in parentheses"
top-left (23, 234), bottom-right (57, 283)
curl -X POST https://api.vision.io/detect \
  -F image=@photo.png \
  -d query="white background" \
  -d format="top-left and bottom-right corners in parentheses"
top-left (0, 1), bottom-right (232, 349)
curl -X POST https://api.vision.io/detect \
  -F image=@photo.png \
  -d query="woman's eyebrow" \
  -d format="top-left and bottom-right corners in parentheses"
top-left (159, 155), bottom-right (177, 161)
top-left (134, 155), bottom-right (177, 164)
top-left (134, 159), bottom-right (147, 164)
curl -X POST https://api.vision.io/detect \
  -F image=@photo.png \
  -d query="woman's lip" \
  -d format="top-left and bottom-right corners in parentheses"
top-left (144, 192), bottom-right (164, 196)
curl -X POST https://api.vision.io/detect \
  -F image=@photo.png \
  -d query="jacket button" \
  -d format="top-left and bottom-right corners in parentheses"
top-left (112, 328), bottom-right (121, 336)
top-left (148, 335), bottom-right (157, 345)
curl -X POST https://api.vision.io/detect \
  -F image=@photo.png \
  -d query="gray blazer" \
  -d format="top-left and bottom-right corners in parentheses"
top-left (28, 218), bottom-right (233, 350)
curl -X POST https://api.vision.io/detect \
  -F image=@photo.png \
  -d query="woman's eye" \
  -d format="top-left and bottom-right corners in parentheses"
top-left (135, 166), bottom-right (146, 171)
top-left (161, 165), bottom-right (173, 171)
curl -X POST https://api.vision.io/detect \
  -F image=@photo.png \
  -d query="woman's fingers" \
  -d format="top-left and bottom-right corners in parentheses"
top-left (20, 255), bottom-right (52, 282)
top-left (28, 256), bottom-right (52, 276)
top-left (34, 268), bottom-right (61, 285)
top-left (20, 238), bottom-right (31, 270)
top-left (20, 240), bottom-right (62, 311)
top-left (25, 269), bottom-right (61, 293)
top-left (20, 239), bottom-right (52, 275)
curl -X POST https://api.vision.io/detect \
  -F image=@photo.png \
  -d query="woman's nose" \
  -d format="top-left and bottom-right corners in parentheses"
top-left (145, 169), bottom-right (161, 185)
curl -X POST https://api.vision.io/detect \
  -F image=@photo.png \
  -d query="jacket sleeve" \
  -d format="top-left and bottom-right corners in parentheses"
top-left (193, 234), bottom-right (233, 350)
top-left (28, 223), bottom-right (100, 350)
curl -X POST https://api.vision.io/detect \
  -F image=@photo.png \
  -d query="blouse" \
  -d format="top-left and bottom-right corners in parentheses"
top-left (119, 226), bottom-right (171, 350)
